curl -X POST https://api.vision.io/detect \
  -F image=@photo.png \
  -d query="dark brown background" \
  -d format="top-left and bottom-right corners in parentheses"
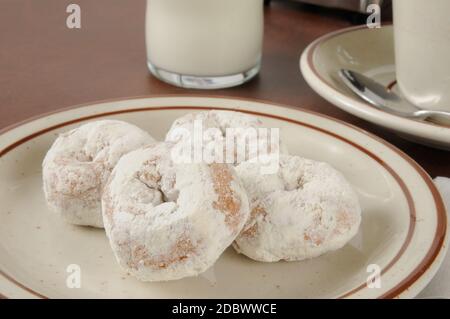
top-left (0, 0), bottom-right (448, 176)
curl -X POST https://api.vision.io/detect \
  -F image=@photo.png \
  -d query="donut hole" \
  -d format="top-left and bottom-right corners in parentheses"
top-left (160, 171), bottom-right (179, 203)
top-left (133, 179), bottom-right (164, 205)
top-left (135, 161), bottom-right (180, 208)
top-left (85, 154), bottom-right (94, 162)
top-left (283, 175), bottom-right (307, 192)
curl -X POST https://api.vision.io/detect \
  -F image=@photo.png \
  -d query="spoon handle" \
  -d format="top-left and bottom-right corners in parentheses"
top-left (418, 110), bottom-right (450, 123)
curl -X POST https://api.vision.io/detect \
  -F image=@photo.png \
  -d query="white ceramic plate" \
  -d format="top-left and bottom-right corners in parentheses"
top-left (0, 96), bottom-right (447, 299)
top-left (300, 25), bottom-right (450, 150)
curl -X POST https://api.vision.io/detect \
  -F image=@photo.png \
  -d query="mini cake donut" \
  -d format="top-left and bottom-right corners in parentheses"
top-left (165, 110), bottom-right (288, 166)
top-left (233, 155), bottom-right (361, 262)
top-left (102, 142), bottom-right (250, 281)
top-left (43, 120), bottom-right (155, 228)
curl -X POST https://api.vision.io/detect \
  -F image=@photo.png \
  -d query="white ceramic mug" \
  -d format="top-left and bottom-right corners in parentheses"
top-left (145, 0), bottom-right (264, 89)
top-left (393, 0), bottom-right (450, 112)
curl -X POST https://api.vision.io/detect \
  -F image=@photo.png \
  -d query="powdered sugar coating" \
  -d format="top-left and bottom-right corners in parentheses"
top-left (233, 155), bottom-right (361, 262)
top-left (165, 110), bottom-right (288, 165)
top-left (42, 120), bottom-right (155, 228)
top-left (102, 142), bottom-right (250, 281)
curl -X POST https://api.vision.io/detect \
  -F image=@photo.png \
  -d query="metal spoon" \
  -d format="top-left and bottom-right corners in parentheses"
top-left (339, 69), bottom-right (450, 123)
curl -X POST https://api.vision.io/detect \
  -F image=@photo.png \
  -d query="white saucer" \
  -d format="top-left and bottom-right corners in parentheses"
top-left (0, 96), bottom-right (447, 298)
top-left (300, 25), bottom-right (450, 150)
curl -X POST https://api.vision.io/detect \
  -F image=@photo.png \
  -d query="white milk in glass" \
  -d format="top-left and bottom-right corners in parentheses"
top-left (394, 0), bottom-right (450, 112)
top-left (146, 0), bottom-right (264, 89)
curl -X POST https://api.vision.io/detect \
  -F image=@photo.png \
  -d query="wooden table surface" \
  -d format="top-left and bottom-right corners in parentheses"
top-left (0, 0), bottom-right (448, 177)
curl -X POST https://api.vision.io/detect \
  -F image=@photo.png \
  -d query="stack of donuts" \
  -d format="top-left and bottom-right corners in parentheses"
top-left (43, 111), bottom-right (361, 282)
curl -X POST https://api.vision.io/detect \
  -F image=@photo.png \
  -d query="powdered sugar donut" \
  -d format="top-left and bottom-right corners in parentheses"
top-left (102, 142), bottom-right (250, 281)
top-left (165, 110), bottom-right (287, 166)
top-left (43, 120), bottom-right (155, 228)
top-left (233, 155), bottom-right (361, 262)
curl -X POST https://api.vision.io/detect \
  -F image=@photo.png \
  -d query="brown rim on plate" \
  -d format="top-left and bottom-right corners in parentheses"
top-left (304, 24), bottom-right (450, 130)
top-left (0, 97), bottom-right (446, 299)
top-left (0, 271), bottom-right (47, 299)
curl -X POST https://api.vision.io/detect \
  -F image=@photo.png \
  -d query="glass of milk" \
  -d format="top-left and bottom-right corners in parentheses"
top-left (394, 0), bottom-right (450, 113)
top-left (145, 0), bottom-right (264, 89)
